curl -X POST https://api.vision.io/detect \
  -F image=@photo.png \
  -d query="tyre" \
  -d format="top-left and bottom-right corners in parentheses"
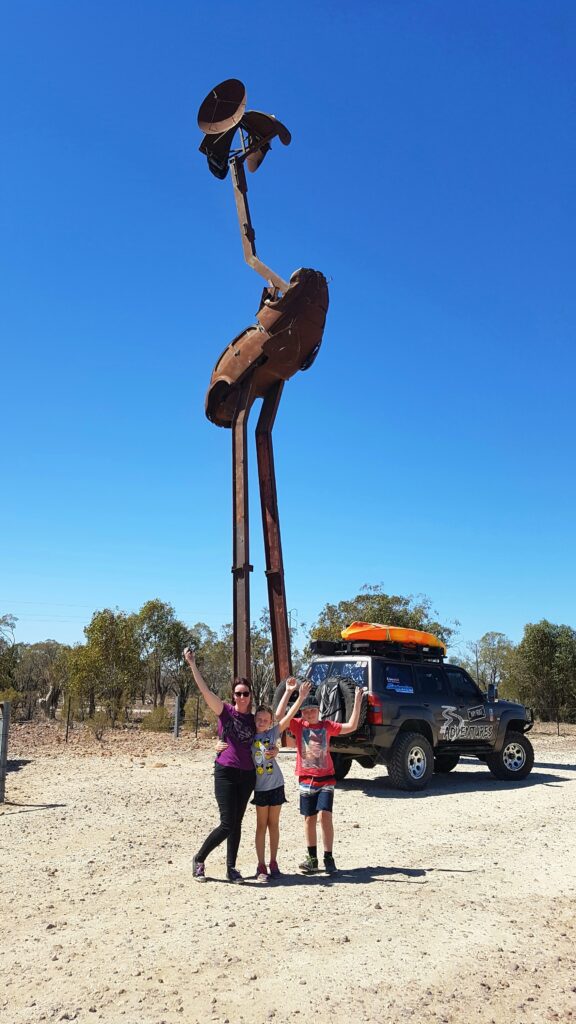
top-left (434, 754), bottom-right (460, 774)
top-left (387, 732), bottom-right (434, 791)
top-left (315, 675), bottom-right (367, 728)
top-left (331, 753), bottom-right (352, 781)
top-left (485, 731), bottom-right (534, 780)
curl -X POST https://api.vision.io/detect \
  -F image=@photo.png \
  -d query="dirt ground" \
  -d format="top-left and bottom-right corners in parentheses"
top-left (1, 721), bottom-right (575, 1024)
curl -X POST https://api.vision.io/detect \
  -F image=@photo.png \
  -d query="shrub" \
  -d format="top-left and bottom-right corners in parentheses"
top-left (0, 686), bottom-right (21, 706)
top-left (182, 698), bottom-right (219, 736)
top-left (86, 710), bottom-right (111, 740)
top-left (141, 706), bottom-right (172, 732)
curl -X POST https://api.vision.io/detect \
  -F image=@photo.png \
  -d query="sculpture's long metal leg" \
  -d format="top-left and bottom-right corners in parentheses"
top-left (231, 378), bottom-right (256, 681)
top-left (256, 382), bottom-right (292, 683)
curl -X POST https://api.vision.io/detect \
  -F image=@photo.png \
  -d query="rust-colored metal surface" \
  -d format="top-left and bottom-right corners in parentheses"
top-left (256, 382), bottom-right (292, 683)
top-left (197, 79), bottom-right (328, 682)
top-left (206, 267), bottom-right (328, 427)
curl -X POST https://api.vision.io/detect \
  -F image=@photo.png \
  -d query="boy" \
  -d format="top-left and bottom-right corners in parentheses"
top-left (288, 684), bottom-right (366, 875)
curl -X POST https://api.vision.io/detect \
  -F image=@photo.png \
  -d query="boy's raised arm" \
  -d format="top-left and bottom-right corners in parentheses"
top-left (277, 680), bottom-right (312, 733)
top-left (339, 685), bottom-right (367, 736)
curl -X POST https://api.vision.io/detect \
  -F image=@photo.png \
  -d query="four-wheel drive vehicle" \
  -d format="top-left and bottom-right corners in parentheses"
top-left (299, 622), bottom-right (534, 791)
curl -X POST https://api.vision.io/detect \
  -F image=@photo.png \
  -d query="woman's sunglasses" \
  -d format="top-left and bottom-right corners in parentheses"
top-left (234, 690), bottom-right (251, 697)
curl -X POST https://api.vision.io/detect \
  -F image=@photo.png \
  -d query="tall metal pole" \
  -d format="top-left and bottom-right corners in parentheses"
top-left (231, 378), bottom-right (256, 680)
top-left (256, 381), bottom-right (292, 683)
top-left (0, 701), bottom-right (11, 804)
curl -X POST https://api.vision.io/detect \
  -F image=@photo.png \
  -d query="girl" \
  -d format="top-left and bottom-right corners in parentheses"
top-left (251, 677), bottom-right (311, 882)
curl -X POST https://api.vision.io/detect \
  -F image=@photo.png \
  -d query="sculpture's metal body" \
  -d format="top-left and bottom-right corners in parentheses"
top-left (197, 80), bottom-right (329, 682)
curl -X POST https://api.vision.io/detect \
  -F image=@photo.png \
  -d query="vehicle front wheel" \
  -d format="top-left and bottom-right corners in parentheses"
top-left (388, 732), bottom-right (434, 791)
top-left (331, 753), bottom-right (352, 781)
top-left (485, 731), bottom-right (534, 780)
top-left (434, 754), bottom-right (460, 773)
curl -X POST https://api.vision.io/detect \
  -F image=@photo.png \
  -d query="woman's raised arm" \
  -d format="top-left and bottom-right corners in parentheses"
top-left (183, 648), bottom-right (224, 717)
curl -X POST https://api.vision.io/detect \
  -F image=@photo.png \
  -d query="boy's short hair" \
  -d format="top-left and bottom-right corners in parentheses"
top-left (255, 704), bottom-right (274, 717)
top-left (301, 692), bottom-right (319, 709)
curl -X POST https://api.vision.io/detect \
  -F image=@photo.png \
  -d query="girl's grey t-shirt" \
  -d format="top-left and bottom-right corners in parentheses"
top-left (252, 725), bottom-right (284, 791)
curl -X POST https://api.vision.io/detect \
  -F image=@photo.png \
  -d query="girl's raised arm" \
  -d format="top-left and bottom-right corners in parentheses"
top-left (183, 648), bottom-right (224, 717)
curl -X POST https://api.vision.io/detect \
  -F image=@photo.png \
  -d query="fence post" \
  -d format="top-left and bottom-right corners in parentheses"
top-left (0, 700), bottom-right (11, 804)
top-left (173, 695), bottom-right (180, 739)
top-left (65, 697), bottom-right (72, 743)
top-left (195, 694), bottom-right (200, 738)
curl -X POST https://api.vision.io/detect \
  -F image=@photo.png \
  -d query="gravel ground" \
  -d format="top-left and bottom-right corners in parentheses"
top-left (1, 721), bottom-right (575, 1024)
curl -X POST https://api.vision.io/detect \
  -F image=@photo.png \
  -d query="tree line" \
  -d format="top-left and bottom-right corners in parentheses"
top-left (1, 586), bottom-right (575, 725)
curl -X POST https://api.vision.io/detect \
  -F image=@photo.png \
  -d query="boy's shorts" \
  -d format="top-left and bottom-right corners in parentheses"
top-left (251, 784), bottom-right (287, 807)
top-left (299, 780), bottom-right (335, 816)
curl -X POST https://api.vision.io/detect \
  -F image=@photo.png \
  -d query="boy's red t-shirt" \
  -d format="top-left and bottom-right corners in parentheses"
top-left (289, 717), bottom-right (343, 778)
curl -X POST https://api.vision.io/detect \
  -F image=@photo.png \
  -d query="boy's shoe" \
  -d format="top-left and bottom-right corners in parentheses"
top-left (323, 854), bottom-right (337, 875)
top-left (256, 863), bottom-right (269, 884)
top-left (227, 867), bottom-right (244, 884)
top-left (192, 856), bottom-right (207, 882)
top-left (299, 854), bottom-right (319, 874)
top-left (268, 860), bottom-right (282, 879)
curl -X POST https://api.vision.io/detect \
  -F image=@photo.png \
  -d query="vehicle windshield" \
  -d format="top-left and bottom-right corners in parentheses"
top-left (306, 659), bottom-right (368, 687)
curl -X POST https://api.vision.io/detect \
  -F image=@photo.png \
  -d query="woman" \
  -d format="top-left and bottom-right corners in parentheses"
top-left (184, 646), bottom-right (256, 883)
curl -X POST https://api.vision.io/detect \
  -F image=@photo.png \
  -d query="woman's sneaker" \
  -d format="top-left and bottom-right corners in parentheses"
top-left (256, 863), bottom-right (269, 884)
top-left (227, 867), bottom-right (244, 884)
top-left (268, 860), bottom-right (282, 879)
top-left (299, 854), bottom-right (319, 874)
top-left (192, 856), bottom-right (207, 882)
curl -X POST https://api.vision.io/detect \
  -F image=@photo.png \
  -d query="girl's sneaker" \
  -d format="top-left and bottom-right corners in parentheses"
top-left (227, 867), bottom-right (244, 884)
top-left (256, 863), bottom-right (269, 884)
top-left (193, 856), bottom-right (207, 882)
top-left (268, 860), bottom-right (282, 879)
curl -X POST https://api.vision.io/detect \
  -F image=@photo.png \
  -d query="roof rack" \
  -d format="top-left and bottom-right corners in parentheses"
top-left (309, 638), bottom-right (445, 663)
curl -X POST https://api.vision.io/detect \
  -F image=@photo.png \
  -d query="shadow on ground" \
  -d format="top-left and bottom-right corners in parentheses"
top-left (339, 766), bottom-right (571, 798)
top-left (6, 758), bottom-right (32, 774)
top-left (205, 863), bottom-right (478, 888)
top-left (534, 760), bottom-right (576, 771)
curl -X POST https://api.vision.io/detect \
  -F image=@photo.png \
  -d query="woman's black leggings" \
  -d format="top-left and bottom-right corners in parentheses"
top-left (196, 763), bottom-right (256, 868)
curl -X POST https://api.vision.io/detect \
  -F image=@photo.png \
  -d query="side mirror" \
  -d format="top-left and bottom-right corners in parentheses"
top-left (487, 682), bottom-right (498, 702)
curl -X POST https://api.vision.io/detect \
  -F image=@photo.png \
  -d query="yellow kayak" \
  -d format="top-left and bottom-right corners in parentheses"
top-left (341, 621), bottom-right (446, 654)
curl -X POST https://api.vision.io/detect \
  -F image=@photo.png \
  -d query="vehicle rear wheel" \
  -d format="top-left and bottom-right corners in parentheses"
top-left (434, 754), bottom-right (460, 773)
top-left (388, 732), bottom-right (434, 791)
top-left (331, 753), bottom-right (352, 781)
top-left (485, 731), bottom-right (534, 780)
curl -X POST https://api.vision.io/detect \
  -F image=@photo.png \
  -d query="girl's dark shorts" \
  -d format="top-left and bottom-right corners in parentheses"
top-left (251, 785), bottom-right (287, 807)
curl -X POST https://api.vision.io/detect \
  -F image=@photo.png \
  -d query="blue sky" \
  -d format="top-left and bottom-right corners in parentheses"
top-left (1, 1), bottom-right (574, 656)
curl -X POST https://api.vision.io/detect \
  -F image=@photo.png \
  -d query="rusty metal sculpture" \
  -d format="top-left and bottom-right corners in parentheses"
top-left (197, 79), bottom-right (329, 683)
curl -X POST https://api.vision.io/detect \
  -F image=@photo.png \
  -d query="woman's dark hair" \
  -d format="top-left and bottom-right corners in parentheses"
top-left (232, 677), bottom-right (252, 696)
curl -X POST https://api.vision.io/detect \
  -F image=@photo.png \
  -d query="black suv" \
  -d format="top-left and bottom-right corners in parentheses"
top-left (301, 636), bottom-right (534, 791)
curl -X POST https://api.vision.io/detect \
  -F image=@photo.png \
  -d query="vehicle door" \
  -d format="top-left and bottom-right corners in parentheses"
top-left (411, 664), bottom-right (453, 745)
top-left (442, 667), bottom-right (496, 748)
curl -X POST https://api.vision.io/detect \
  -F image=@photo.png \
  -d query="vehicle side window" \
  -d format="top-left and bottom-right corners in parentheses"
top-left (372, 662), bottom-right (415, 697)
top-left (413, 665), bottom-right (450, 698)
top-left (445, 668), bottom-right (482, 703)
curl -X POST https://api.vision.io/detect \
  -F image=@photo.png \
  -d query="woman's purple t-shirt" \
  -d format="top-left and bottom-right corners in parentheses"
top-left (216, 703), bottom-right (256, 771)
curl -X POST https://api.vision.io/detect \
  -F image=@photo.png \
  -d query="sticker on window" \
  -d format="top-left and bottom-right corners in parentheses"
top-left (386, 682), bottom-right (414, 694)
